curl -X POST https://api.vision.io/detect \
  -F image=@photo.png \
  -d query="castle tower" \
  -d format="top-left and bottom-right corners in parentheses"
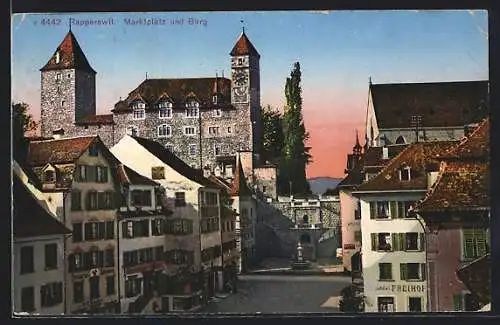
top-left (345, 130), bottom-right (363, 174)
top-left (40, 30), bottom-right (96, 137)
top-left (230, 27), bottom-right (261, 156)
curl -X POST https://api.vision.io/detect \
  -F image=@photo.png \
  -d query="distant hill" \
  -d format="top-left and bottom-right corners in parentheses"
top-left (308, 177), bottom-right (343, 195)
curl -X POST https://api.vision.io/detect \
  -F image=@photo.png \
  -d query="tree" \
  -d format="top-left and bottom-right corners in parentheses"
top-left (12, 102), bottom-right (38, 162)
top-left (339, 284), bottom-right (365, 312)
top-left (259, 105), bottom-right (284, 164)
top-left (280, 62), bottom-right (312, 195)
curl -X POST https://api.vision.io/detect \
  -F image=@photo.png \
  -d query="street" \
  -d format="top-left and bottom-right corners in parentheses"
top-left (198, 274), bottom-right (351, 314)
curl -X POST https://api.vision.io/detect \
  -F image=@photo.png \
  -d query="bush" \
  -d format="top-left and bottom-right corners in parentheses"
top-left (339, 285), bottom-right (364, 312)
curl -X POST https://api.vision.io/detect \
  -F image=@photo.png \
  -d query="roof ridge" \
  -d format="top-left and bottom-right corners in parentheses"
top-left (371, 80), bottom-right (489, 86)
top-left (29, 135), bottom-right (97, 143)
top-left (442, 117), bottom-right (489, 157)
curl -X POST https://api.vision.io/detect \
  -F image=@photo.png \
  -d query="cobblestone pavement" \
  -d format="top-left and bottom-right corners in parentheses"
top-left (197, 274), bottom-right (351, 314)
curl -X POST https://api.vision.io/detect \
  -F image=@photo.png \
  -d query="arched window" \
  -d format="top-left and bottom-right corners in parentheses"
top-left (396, 136), bottom-right (406, 144)
top-left (300, 233), bottom-right (311, 244)
top-left (302, 215), bottom-right (309, 225)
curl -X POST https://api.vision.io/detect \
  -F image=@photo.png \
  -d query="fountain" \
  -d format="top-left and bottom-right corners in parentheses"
top-left (291, 241), bottom-right (311, 270)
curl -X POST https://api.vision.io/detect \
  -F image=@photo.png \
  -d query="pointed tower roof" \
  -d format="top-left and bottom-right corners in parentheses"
top-left (353, 129), bottom-right (362, 153)
top-left (40, 30), bottom-right (96, 73)
top-left (230, 31), bottom-right (260, 58)
top-left (229, 154), bottom-right (252, 197)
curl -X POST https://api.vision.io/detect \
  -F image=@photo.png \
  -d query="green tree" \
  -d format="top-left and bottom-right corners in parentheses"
top-left (259, 105), bottom-right (284, 164)
top-left (12, 102), bottom-right (38, 162)
top-left (339, 285), bottom-right (364, 312)
top-left (281, 62), bottom-right (312, 195)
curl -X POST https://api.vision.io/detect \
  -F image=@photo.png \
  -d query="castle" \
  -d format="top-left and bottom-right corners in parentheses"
top-left (39, 27), bottom-right (277, 199)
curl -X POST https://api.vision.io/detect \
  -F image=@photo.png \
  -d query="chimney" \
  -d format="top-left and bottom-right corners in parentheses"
top-left (52, 128), bottom-right (65, 140)
top-left (382, 146), bottom-right (389, 160)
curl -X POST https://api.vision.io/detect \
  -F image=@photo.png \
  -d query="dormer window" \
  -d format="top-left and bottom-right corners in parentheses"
top-left (55, 51), bottom-right (60, 64)
top-left (89, 143), bottom-right (99, 157)
top-left (185, 101), bottom-right (199, 118)
top-left (400, 166), bottom-right (411, 181)
top-left (132, 101), bottom-right (146, 120)
top-left (158, 101), bottom-right (173, 119)
top-left (44, 170), bottom-right (55, 183)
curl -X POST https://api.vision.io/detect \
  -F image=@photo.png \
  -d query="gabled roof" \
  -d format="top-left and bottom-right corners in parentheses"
top-left (116, 164), bottom-right (158, 186)
top-left (337, 169), bottom-right (363, 189)
top-left (362, 144), bottom-right (409, 168)
top-left (441, 118), bottom-right (489, 160)
top-left (75, 114), bottom-right (115, 125)
top-left (40, 30), bottom-right (96, 73)
top-left (13, 174), bottom-right (71, 238)
top-left (456, 254), bottom-right (491, 306)
top-left (129, 136), bottom-right (217, 188)
top-left (415, 161), bottom-right (489, 213)
top-left (229, 155), bottom-right (252, 197)
top-left (230, 31), bottom-right (260, 57)
top-left (27, 136), bottom-right (97, 166)
top-left (370, 80), bottom-right (489, 129)
top-left (355, 141), bottom-right (458, 192)
top-left (113, 78), bottom-right (232, 113)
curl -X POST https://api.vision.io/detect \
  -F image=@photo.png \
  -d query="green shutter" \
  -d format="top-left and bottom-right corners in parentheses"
top-left (371, 233), bottom-right (377, 251)
top-left (370, 202), bottom-right (376, 219)
top-left (419, 233), bottom-right (426, 251)
top-left (421, 263), bottom-right (427, 281)
top-left (400, 233), bottom-right (406, 251)
top-left (85, 191), bottom-right (91, 210)
top-left (463, 229), bottom-right (474, 259)
top-left (390, 201), bottom-right (397, 218)
top-left (392, 233), bottom-right (398, 251)
top-left (475, 229), bottom-right (487, 257)
top-left (400, 263), bottom-right (408, 280)
top-left (398, 202), bottom-right (405, 219)
top-left (103, 167), bottom-right (109, 182)
top-left (453, 294), bottom-right (464, 311)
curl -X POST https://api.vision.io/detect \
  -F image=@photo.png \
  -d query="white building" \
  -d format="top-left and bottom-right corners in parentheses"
top-left (110, 135), bottom-right (223, 310)
top-left (353, 141), bottom-right (457, 312)
top-left (13, 169), bottom-right (71, 315)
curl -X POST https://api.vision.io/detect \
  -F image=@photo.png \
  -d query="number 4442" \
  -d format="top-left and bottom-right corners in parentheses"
top-left (41, 18), bottom-right (62, 26)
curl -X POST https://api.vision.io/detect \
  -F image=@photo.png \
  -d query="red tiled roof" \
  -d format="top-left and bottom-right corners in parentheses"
top-left (230, 32), bottom-right (260, 57)
top-left (441, 118), bottom-right (489, 160)
top-left (229, 156), bottom-right (252, 197)
top-left (13, 174), bottom-right (71, 238)
top-left (113, 78), bottom-right (232, 113)
top-left (355, 141), bottom-right (458, 192)
top-left (116, 164), bottom-right (158, 186)
top-left (40, 30), bottom-right (96, 73)
top-left (414, 161), bottom-right (489, 213)
top-left (371, 80), bottom-right (489, 129)
top-left (27, 136), bottom-right (97, 166)
top-left (456, 254), bottom-right (491, 305)
top-left (75, 114), bottom-right (115, 125)
top-left (362, 144), bottom-right (408, 167)
top-left (130, 136), bottom-right (218, 188)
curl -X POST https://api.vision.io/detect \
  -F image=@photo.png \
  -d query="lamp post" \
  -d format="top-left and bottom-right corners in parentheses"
top-left (408, 207), bottom-right (431, 312)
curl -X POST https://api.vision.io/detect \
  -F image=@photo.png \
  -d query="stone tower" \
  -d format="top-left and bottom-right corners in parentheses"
top-left (229, 28), bottom-right (261, 156)
top-left (40, 30), bottom-right (96, 137)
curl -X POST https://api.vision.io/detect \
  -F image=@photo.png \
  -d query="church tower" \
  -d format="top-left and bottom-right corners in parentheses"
top-left (40, 30), bottom-right (96, 137)
top-left (229, 27), bottom-right (261, 155)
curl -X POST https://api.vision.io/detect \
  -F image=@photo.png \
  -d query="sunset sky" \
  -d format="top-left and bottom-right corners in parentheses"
top-left (11, 11), bottom-right (488, 178)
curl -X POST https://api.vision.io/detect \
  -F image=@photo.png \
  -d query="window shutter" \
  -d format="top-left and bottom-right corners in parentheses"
top-left (475, 229), bottom-right (487, 257)
top-left (398, 202), bottom-right (405, 219)
top-left (390, 201), bottom-right (397, 218)
top-left (392, 233), bottom-right (398, 251)
top-left (85, 192), bottom-right (91, 210)
top-left (122, 222), bottom-right (128, 239)
top-left (400, 263), bottom-right (408, 280)
top-left (419, 233), bottom-right (426, 251)
top-left (400, 233), bottom-right (406, 251)
top-left (68, 254), bottom-right (75, 272)
top-left (98, 251), bottom-right (104, 267)
top-left (463, 229), bottom-right (474, 259)
top-left (420, 263), bottom-right (426, 281)
top-left (453, 294), bottom-right (464, 311)
top-left (83, 252), bottom-right (90, 270)
top-left (103, 167), bottom-right (109, 182)
top-left (371, 233), bottom-right (377, 251)
top-left (98, 222), bottom-right (106, 239)
top-left (370, 202), bottom-right (376, 219)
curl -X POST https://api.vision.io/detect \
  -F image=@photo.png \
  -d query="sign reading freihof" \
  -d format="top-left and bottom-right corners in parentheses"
top-left (376, 283), bottom-right (425, 293)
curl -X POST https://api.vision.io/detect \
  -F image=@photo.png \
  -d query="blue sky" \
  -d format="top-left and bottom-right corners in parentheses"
top-left (11, 10), bottom-right (488, 177)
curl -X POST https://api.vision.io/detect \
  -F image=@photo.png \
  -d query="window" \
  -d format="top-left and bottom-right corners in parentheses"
top-left (371, 233), bottom-right (392, 251)
top-left (106, 276), bottom-right (115, 296)
top-left (133, 108), bottom-right (145, 120)
top-left (214, 144), bottom-right (222, 156)
top-left (125, 221), bottom-right (134, 238)
top-left (166, 250), bottom-right (194, 265)
top-left (55, 51), bottom-right (60, 64)
top-left (44, 170), bottom-right (55, 183)
top-left (40, 282), bottom-right (63, 307)
top-left (354, 231), bottom-right (362, 242)
top-left (89, 143), bottom-right (99, 156)
top-left (20, 246), bottom-right (34, 274)
top-left (56, 73), bottom-right (61, 81)
top-left (378, 263), bottom-right (393, 281)
top-left (405, 233), bottom-right (420, 251)
top-left (184, 126), bottom-right (196, 135)
top-left (396, 136), bottom-right (406, 144)
top-left (21, 287), bottom-right (35, 312)
top-left (105, 221), bottom-right (115, 239)
top-left (378, 297), bottom-right (395, 312)
top-left (130, 190), bottom-right (152, 207)
top-left (89, 276), bottom-right (100, 300)
top-left (238, 58), bottom-right (243, 65)
top-left (165, 144), bottom-right (174, 153)
top-left (175, 192), bottom-right (186, 207)
top-left (152, 219), bottom-right (164, 236)
top-left (400, 166), bottom-right (411, 181)
top-left (158, 124), bottom-right (172, 137)
top-left (73, 281), bottom-right (84, 303)
top-left (227, 126), bottom-right (232, 134)
top-left (189, 144), bottom-right (197, 156)
top-left (213, 108), bottom-right (222, 117)
top-left (125, 277), bottom-right (142, 298)
top-left (61, 100), bottom-right (66, 107)
top-left (96, 166), bottom-right (108, 183)
top-left (185, 101), bottom-right (199, 117)
top-left (463, 228), bottom-right (488, 259)
top-left (71, 191), bottom-right (82, 211)
top-left (369, 201), bottom-right (390, 219)
top-left (86, 191), bottom-right (98, 210)
top-left (208, 126), bottom-right (220, 136)
top-left (165, 219), bottom-right (194, 235)
top-left (152, 166), bottom-right (165, 179)
top-left (158, 101), bottom-right (172, 118)
top-left (400, 263), bottom-right (425, 281)
top-left (126, 125), bottom-right (139, 136)
top-left (45, 244), bottom-right (58, 270)
top-left (72, 223), bottom-right (82, 242)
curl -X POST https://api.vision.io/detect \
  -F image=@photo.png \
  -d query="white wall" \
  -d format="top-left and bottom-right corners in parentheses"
top-left (359, 193), bottom-right (427, 312)
top-left (13, 236), bottom-right (66, 315)
top-left (339, 189), bottom-right (361, 271)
